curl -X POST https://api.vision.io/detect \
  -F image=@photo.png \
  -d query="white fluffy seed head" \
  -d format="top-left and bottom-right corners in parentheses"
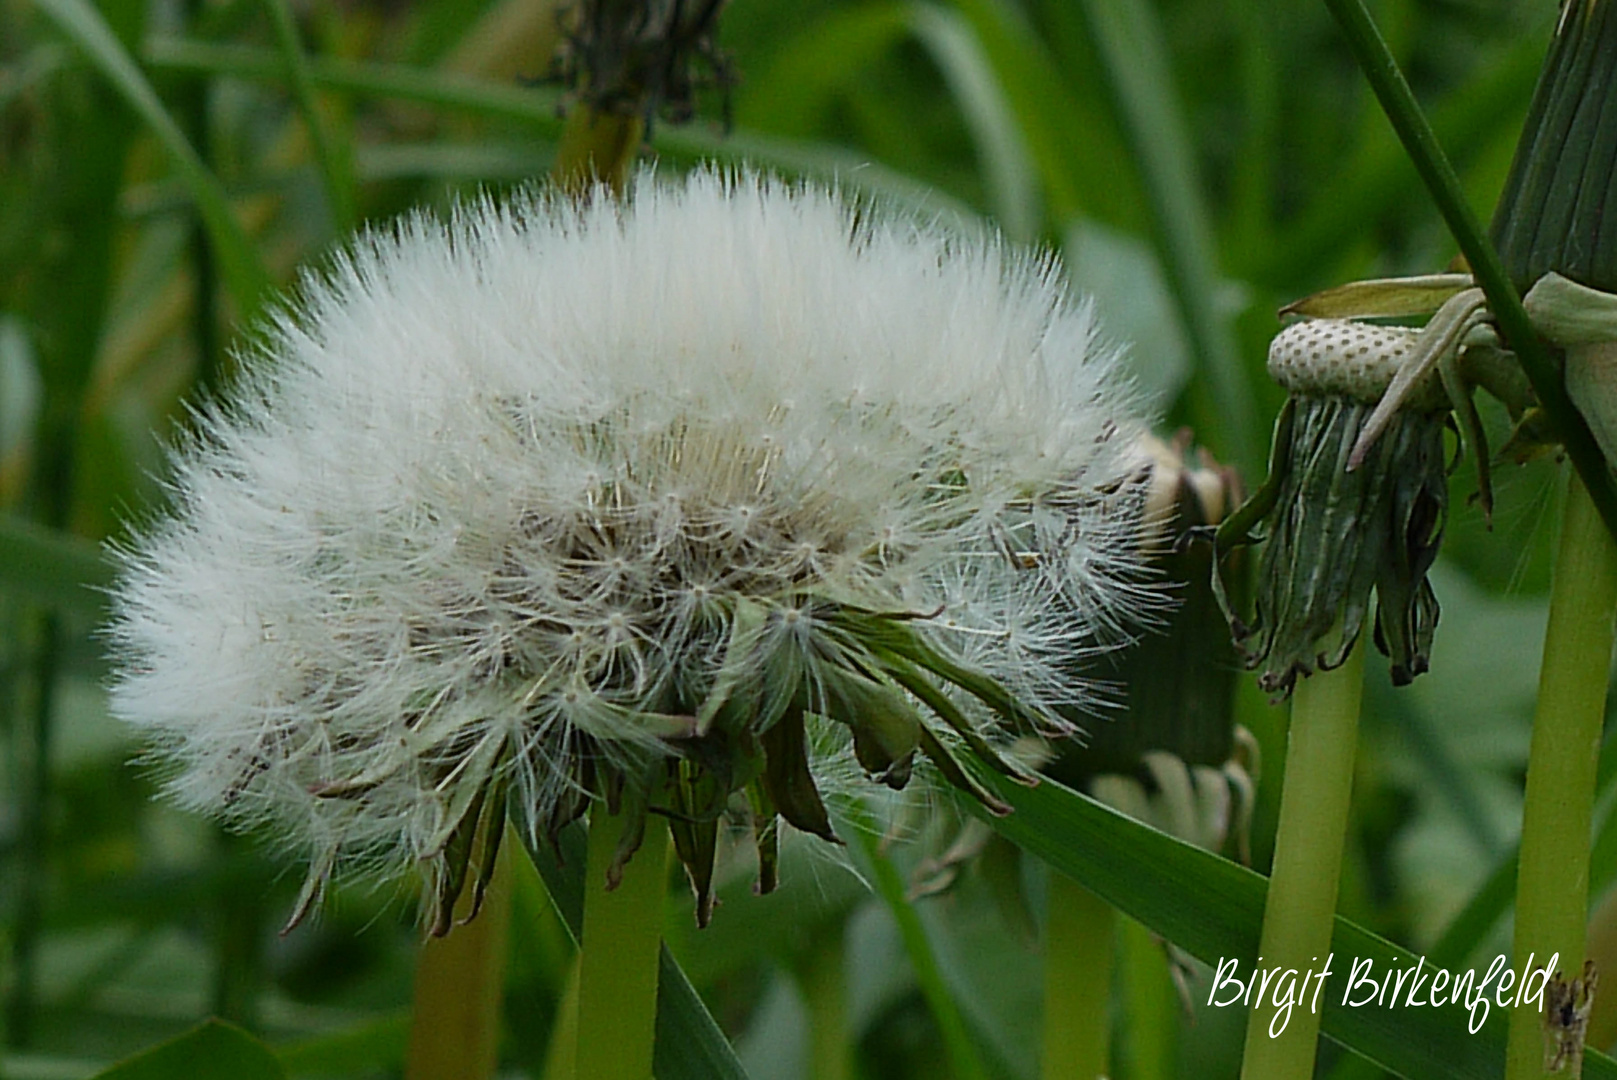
top-left (107, 169), bottom-right (1153, 902)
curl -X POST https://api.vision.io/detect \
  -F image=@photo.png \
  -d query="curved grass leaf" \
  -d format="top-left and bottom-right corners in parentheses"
top-left (89, 1020), bottom-right (284, 1080)
top-left (971, 766), bottom-right (1617, 1080)
top-left (259, 0), bottom-right (356, 232)
top-left (142, 39), bottom-right (976, 224)
top-left (145, 37), bottom-right (567, 128)
top-left (518, 823), bottom-right (751, 1080)
top-left (35, 0), bottom-right (271, 319)
top-left (908, 2), bottom-right (1039, 242)
top-left (948, 0), bottom-right (1134, 229)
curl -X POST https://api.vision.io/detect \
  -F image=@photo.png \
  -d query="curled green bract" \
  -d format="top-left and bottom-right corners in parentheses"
top-left (1215, 395), bottom-right (1447, 698)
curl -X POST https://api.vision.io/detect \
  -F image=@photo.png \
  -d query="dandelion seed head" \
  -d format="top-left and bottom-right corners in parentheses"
top-left (107, 169), bottom-right (1153, 926)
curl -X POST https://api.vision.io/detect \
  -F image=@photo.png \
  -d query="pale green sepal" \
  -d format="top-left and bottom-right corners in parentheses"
top-left (1278, 273), bottom-right (1474, 319)
top-left (1524, 272), bottom-right (1617, 347)
top-left (1566, 342), bottom-right (1617, 477)
top-left (1523, 274), bottom-right (1617, 474)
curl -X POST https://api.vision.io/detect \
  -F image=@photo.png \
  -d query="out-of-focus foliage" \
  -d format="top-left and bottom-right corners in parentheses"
top-left (0, 0), bottom-right (1601, 1078)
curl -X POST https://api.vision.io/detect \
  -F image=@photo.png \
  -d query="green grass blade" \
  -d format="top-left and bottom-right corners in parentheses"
top-left (0, 513), bottom-right (113, 613)
top-left (143, 38), bottom-right (980, 224)
top-left (1251, 33), bottom-right (1544, 286)
top-left (907, 2), bottom-right (1039, 242)
top-left (259, 0), bottom-right (357, 232)
top-left (1070, 0), bottom-right (1260, 475)
top-left (842, 799), bottom-right (992, 1080)
top-left (1321, 0), bottom-right (1617, 546)
top-left (652, 950), bottom-right (752, 1080)
top-left (35, 0), bottom-right (271, 319)
top-left (145, 37), bottom-right (568, 130)
top-left (949, 0), bottom-right (1136, 228)
top-left (971, 764), bottom-right (1617, 1080)
top-left (518, 824), bottom-right (751, 1080)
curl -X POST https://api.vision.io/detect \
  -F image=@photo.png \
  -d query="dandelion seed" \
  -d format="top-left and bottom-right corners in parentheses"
top-left (107, 170), bottom-right (1153, 930)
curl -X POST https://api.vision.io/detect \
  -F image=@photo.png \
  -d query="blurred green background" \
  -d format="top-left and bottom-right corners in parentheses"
top-left (0, 0), bottom-right (1589, 1076)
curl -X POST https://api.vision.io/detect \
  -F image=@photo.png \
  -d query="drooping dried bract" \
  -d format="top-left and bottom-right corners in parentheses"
top-left (108, 172), bottom-right (1152, 930)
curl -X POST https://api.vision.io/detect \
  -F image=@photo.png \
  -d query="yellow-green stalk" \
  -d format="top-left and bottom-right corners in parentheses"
top-left (1504, 474), bottom-right (1617, 1080)
top-left (406, 834), bottom-right (515, 1080)
top-left (1043, 875), bottom-right (1116, 1080)
top-left (1217, 299), bottom-right (1455, 1079)
top-left (573, 810), bottom-right (671, 1080)
top-left (799, 922), bottom-right (852, 1080)
top-left (1042, 436), bottom-right (1246, 1080)
top-left (1492, 4), bottom-right (1617, 1074)
top-left (549, 0), bottom-right (730, 196)
top-left (1239, 641), bottom-right (1364, 1078)
top-left (553, 108), bottom-right (644, 197)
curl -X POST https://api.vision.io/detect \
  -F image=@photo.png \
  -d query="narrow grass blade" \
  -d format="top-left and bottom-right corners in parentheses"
top-left (259, 0), bottom-right (356, 231)
top-left (1068, 0), bottom-right (1260, 475)
top-left (1321, 0), bottom-right (1617, 546)
top-left (36, 0), bottom-right (271, 318)
top-left (145, 38), bottom-right (567, 130)
top-left (949, 0), bottom-right (1136, 228)
top-left (908, 2), bottom-right (1039, 242)
top-left (143, 38), bottom-right (980, 224)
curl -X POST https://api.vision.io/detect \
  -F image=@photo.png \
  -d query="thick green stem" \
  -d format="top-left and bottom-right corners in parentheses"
top-left (1042, 873), bottom-right (1115, 1080)
top-left (405, 830), bottom-right (514, 1080)
top-left (574, 809), bottom-right (669, 1080)
top-left (1240, 639), bottom-right (1365, 1080)
top-left (1505, 473), bottom-right (1617, 1080)
top-left (552, 106), bottom-right (644, 198)
top-left (541, 955), bottom-right (581, 1080)
top-left (799, 922), bottom-right (851, 1080)
top-left (1119, 917), bottom-right (1175, 1080)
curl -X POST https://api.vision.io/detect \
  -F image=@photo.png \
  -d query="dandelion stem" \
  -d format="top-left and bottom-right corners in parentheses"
top-left (799, 922), bottom-right (851, 1080)
top-left (1042, 872), bottom-right (1115, 1080)
top-left (1239, 637), bottom-right (1365, 1080)
top-left (574, 808), bottom-right (670, 1080)
top-left (405, 826), bottom-right (514, 1080)
top-left (1504, 472), bottom-right (1617, 1080)
top-left (553, 106), bottom-right (644, 196)
top-left (1120, 916), bottom-right (1176, 1080)
top-left (541, 955), bottom-right (581, 1080)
